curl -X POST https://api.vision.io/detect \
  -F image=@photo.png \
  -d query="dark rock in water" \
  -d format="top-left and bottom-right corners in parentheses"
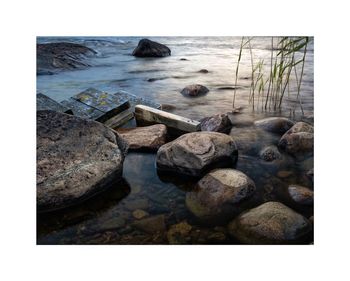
top-left (180, 58), bottom-right (189, 61)
top-left (288, 185), bottom-right (314, 205)
top-left (156, 132), bottom-right (238, 177)
top-left (181, 84), bottom-right (209, 97)
top-left (37, 110), bottom-right (128, 212)
top-left (37, 42), bottom-right (96, 75)
top-left (278, 122), bottom-right (314, 156)
top-left (98, 217), bottom-right (126, 231)
top-left (167, 221), bottom-right (192, 244)
top-left (200, 113), bottom-right (232, 133)
top-left (125, 199), bottom-right (149, 211)
top-left (186, 169), bottom-right (256, 222)
top-left (277, 170), bottom-right (293, 178)
top-left (254, 117), bottom-right (295, 134)
top-left (228, 201), bottom-right (312, 244)
top-left (198, 69), bottom-right (209, 73)
top-left (131, 215), bottom-right (166, 234)
top-left (259, 145), bottom-right (282, 162)
top-left (307, 168), bottom-right (314, 182)
top-left (161, 104), bottom-right (176, 112)
top-left (147, 77), bottom-right (168, 82)
top-left (116, 124), bottom-right (167, 151)
top-left (132, 39), bottom-right (171, 57)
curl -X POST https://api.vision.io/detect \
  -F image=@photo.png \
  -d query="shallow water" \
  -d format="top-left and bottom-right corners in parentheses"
top-left (36, 37), bottom-right (314, 244)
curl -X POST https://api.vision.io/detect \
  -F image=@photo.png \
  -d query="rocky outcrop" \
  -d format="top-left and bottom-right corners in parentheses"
top-left (186, 169), bottom-right (256, 222)
top-left (228, 201), bottom-right (312, 244)
top-left (200, 113), bottom-right (232, 133)
top-left (37, 110), bottom-right (128, 212)
top-left (116, 124), bottom-right (167, 151)
top-left (259, 145), bottom-right (282, 162)
top-left (37, 42), bottom-right (96, 75)
top-left (181, 84), bottom-right (209, 97)
top-left (156, 132), bottom-right (238, 177)
top-left (132, 39), bottom-right (171, 57)
top-left (288, 185), bottom-right (314, 205)
top-left (254, 117), bottom-right (295, 134)
top-left (278, 122), bottom-right (314, 156)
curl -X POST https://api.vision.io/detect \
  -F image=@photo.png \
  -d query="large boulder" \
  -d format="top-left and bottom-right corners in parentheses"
top-left (278, 122), bottom-right (314, 156)
top-left (156, 132), bottom-right (238, 177)
top-left (200, 113), bottom-right (232, 133)
top-left (254, 117), bottom-right (295, 134)
top-left (132, 39), bottom-right (171, 57)
top-left (116, 124), bottom-right (167, 151)
top-left (37, 42), bottom-right (96, 75)
top-left (228, 201), bottom-right (312, 244)
top-left (288, 185), bottom-right (314, 205)
top-left (37, 110), bottom-right (128, 212)
top-left (186, 169), bottom-right (256, 222)
top-left (181, 84), bottom-right (209, 97)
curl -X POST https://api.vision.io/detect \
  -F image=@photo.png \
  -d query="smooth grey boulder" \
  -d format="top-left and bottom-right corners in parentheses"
top-left (132, 39), bottom-right (171, 57)
top-left (254, 117), bottom-right (295, 134)
top-left (37, 110), bottom-right (128, 212)
top-left (228, 201), bottom-right (311, 244)
top-left (278, 122), bottom-right (314, 156)
top-left (186, 169), bottom-right (256, 222)
top-left (200, 113), bottom-right (232, 133)
top-left (156, 132), bottom-right (238, 177)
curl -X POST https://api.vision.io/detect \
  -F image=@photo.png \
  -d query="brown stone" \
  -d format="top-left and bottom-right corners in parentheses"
top-left (132, 215), bottom-right (166, 234)
top-left (181, 84), bottom-right (209, 97)
top-left (288, 185), bottom-right (314, 205)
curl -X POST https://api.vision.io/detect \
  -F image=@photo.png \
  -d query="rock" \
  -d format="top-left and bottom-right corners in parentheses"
top-left (277, 170), bottom-right (293, 178)
top-left (37, 42), bottom-right (96, 75)
top-left (288, 185), bottom-right (314, 205)
top-left (125, 199), bottom-right (149, 211)
top-left (278, 122), bottom-right (314, 156)
top-left (254, 117), bottom-right (295, 134)
top-left (116, 124), bottom-right (167, 151)
top-left (207, 232), bottom-right (227, 243)
top-left (37, 110), bottom-right (128, 212)
top-left (259, 145), bottom-right (282, 162)
top-left (180, 58), bottom-right (189, 61)
top-left (309, 216), bottom-right (314, 224)
top-left (186, 169), bottom-right (256, 221)
top-left (156, 132), bottom-right (238, 177)
top-left (132, 39), bottom-right (171, 57)
top-left (181, 84), bottom-right (209, 97)
top-left (98, 217), bottom-right (126, 231)
top-left (198, 69), bottom-right (209, 73)
top-left (132, 215), bottom-right (166, 234)
top-left (132, 209), bottom-right (149, 219)
top-left (167, 221), bottom-right (192, 244)
top-left (200, 113), bottom-right (232, 133)
top-left (307, 168), bottom-right (314, 182)
top-left (161, 104), bottom-right (176, 112)
top-left (228, 201), bottom-right (312, 244)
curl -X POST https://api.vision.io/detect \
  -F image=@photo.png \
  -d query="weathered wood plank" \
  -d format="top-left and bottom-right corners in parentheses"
top-left (103, 108), bottom-right (134, 129)
top-left (61, 98), bottom-right (104, 120)
top-left (112, 90), bottom-right (161, 110)
top-left (37, 93), bottom-right (72, 114)
top-left (134, 104), bottom-right (200, 134)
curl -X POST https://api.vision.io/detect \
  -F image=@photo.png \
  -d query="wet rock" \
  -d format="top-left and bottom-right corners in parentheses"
top-left (307, 168), bottom-right (314, 182)
top-left (277, 170), bottom-right (293, 178)
top-left (180, 58), bottom-right (189, 61)
top-left (309, 216), bottom-right (314, 224)
top-left (181, 84), bottom-right (209, 97)
top-left (37, 42), bottom-right (96, 75)
top-left (200, 113), bottom-right (232, 133)
top-left (254, 117), bottom-right (295, 134)
top-left (116, 124), bottom-right (167, 151)
top-left (167, 221), bottom-right (192, 244)
top-left (228, 201), bottom-right (312, 244)
top-left (125, 199), bottom-right (149, 211)
top-left (132, 215), bottom-right (166, 234)
top-left (98, 217), bottom-right (126, 231)
top-left (259, 145), bottom-right (282, 162)
top-left (132, 39), bottom-right (171, 57)
top-left (132, 209), bottom-right (149, 219)
top-left (161, 104), bottom-right (176, 112)
top-left (156, 132), bottom-right (238, 177)
top-left (207, 232), bottom-right (227, 243)
top-left (198, 69), bottom-right (209, 73)
top-left (288, 185), bottom-right (314, 205)
top-left (278, 122), bottom-right (314, 156)
top-left (37, 110), bottom-right (127, 212)
top-left (186, 169), bottom-right (256, 222)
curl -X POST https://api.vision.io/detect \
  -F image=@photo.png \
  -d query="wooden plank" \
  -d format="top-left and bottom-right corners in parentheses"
top-left (61, 98), bottom-right (104, 120)
top-left (103, 108), bottom-right (134, 129)
top-left (37, 93), bottom-right (72, 114)
top-left (112, 90), bottom-right (161, 110)
top-left (134, 104), bottom-right (200, 133)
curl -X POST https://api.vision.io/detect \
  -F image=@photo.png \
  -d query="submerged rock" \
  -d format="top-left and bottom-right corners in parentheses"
top-left (200, 113), bottom-right (232, 133)
top-left (116, 124), bottom-right (167, 151)
top-left (288, 185), bottom-right (314, 205)
top-left (132, 215), bottom-right (166, 234)
top-left (132, 39), bottom-right (171, 57)
top-left (132, 209), bottom-right (149, 219)
top-left (259, 145), bottom-right (282, 162)
top-left (37, 110), bottom-right (127, 212)
top-left (181, 84), bottom-right (209, 97)
top-left (186, 169), bottom-right (256, 222)
top-left (198, 69), bottom-right (209, 73)
top-left (156, 132), bottom-right (238, 177)
top-left (37, 42), bottom-right (96, 75)
top-left (278, 122), bottom-right (314, 156)
top-left (254, 117), bottom-right (295, 134)
top-left (307, 168), bottom-right (314, 182)
top-left (167, 221), bottom-right (192, 244)
top-left (228, 201), bottom-right (312, 244)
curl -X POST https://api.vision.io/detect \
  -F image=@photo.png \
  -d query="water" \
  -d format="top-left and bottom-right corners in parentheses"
top-left (36, 37), bottom-right (314, 244)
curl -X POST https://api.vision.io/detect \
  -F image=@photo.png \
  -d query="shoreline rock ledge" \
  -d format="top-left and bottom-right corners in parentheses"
top-left (37, 110), bottom-right (128, 212)
top-left (132, 39), bottom-right (171, 57)
top-left (156, 131), bottom-right (238, 177)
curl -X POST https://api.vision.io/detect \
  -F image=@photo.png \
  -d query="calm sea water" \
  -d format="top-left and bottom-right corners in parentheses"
top-left (37, 37), bottom-right (314, 244)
